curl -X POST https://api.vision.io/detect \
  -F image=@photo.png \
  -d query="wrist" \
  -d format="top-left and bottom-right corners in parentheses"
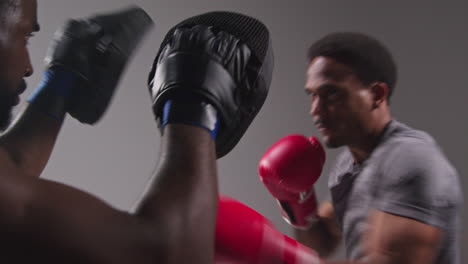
top-left (158, 97), bottom-right (220, 139)
top-left (27, 67), bottom-right (81, 121)
top-left (278, 188), bottom-right (319, 229)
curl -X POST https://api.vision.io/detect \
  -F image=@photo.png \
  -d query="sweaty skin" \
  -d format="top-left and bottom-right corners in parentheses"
top-left (0, 1), bottom-right (219, 263)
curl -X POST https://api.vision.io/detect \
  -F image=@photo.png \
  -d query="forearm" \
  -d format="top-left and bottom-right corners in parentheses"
top-left (134, 124), bottom-right (218, 263)
top-left (0, 104), bottom-right (64, 178)
top-left (294, 217), bottom-right (341, 258)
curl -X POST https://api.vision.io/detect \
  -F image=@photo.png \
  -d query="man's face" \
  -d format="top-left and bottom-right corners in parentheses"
top-left (305, 56), bottom-right (375, 148)
top-left (0, 0), bottom-right (38, 130)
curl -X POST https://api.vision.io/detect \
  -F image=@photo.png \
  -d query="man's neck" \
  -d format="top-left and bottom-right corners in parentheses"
top-left (348, 117), bottom-right (393, 164)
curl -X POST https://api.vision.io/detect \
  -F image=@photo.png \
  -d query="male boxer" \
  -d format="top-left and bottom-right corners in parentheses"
top-left (0, 1), bottom-right (273, 263)
top-left (259, 32), bottom-right (462, 263)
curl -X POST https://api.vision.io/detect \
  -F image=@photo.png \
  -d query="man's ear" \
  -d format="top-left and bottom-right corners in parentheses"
top-left (371, 82), bottom-right (389, 108)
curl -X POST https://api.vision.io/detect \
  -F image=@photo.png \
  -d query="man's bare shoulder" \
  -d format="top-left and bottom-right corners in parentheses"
top-left (0, 146), bottom-right (18, 169)
top-left (0, 146), bottom-right (34, 218)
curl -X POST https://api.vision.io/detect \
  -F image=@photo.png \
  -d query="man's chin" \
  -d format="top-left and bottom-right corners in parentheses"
top-left (322, 135), bottom-right (344, 149)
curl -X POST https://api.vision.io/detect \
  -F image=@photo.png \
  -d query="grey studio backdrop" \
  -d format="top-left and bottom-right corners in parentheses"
top-left (19, 0), bottom-right (466, 262)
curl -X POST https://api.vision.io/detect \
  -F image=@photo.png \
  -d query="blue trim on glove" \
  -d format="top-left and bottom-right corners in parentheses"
top-left (161, 100), bottom-right (220, 139)
top-left (27, 68), bottom-right (79, 121)
top-left (28, 68), bottom-right (77, 102)
top-left (161, 100), bottom-right (173, 128)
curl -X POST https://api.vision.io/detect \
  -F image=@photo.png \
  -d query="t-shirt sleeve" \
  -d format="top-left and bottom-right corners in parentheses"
top-left (373, 140), bottom-right (459, 230)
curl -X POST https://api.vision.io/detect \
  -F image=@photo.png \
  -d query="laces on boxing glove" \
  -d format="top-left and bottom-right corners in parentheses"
top-left (160, 97), bottom-right (220, 139)
top-left (27, 67), bottom-right (80, 121)
top-left (277, 188), bottom-right (319, 230)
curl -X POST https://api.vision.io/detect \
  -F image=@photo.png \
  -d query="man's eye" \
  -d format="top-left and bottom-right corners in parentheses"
top-left (305, 90), bottom-right (316, 98)
top-left (326, 89), bottom-right (340, 100)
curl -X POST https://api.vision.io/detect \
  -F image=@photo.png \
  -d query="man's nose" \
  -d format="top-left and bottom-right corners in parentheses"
top-left (309, 96), bottom-right (322, 117)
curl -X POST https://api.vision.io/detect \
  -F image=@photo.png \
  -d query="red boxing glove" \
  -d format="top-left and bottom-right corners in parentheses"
top-left (215, 195), bottom-right (321, 264)
top-left (258, 135), bottom-right (325, 229)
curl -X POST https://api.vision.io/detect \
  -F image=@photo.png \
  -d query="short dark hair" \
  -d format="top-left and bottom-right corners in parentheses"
top-left (307, 32), bottom-right (397, 98)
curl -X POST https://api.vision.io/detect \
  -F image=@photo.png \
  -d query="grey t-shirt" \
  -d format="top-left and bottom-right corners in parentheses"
top-left (328, 120), bottom-right (462, 263)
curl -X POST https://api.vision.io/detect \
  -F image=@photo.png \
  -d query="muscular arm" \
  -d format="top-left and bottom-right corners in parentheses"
top-left (0, 105), bottom-right (64, 178)
top-left (294, 201), bottom-right (342, 258)
top-left (0, 124), bottom-right (218, 264)
top-left (134, 124), bottom-right (218, 263)
top-left (322, 210), bottom-right (442, 264)
top-left (319, 140), bottom-right (451, 264)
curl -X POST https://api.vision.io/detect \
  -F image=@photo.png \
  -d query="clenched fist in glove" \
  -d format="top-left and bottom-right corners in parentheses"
top-left (259, 135), bottom-right (326, 229)
top-left (148, 11), bottom-right (274, 158)
top-left (215, 195), bottom-right (322, 264)
top-left (28, 6), bottom-right (153, 123)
